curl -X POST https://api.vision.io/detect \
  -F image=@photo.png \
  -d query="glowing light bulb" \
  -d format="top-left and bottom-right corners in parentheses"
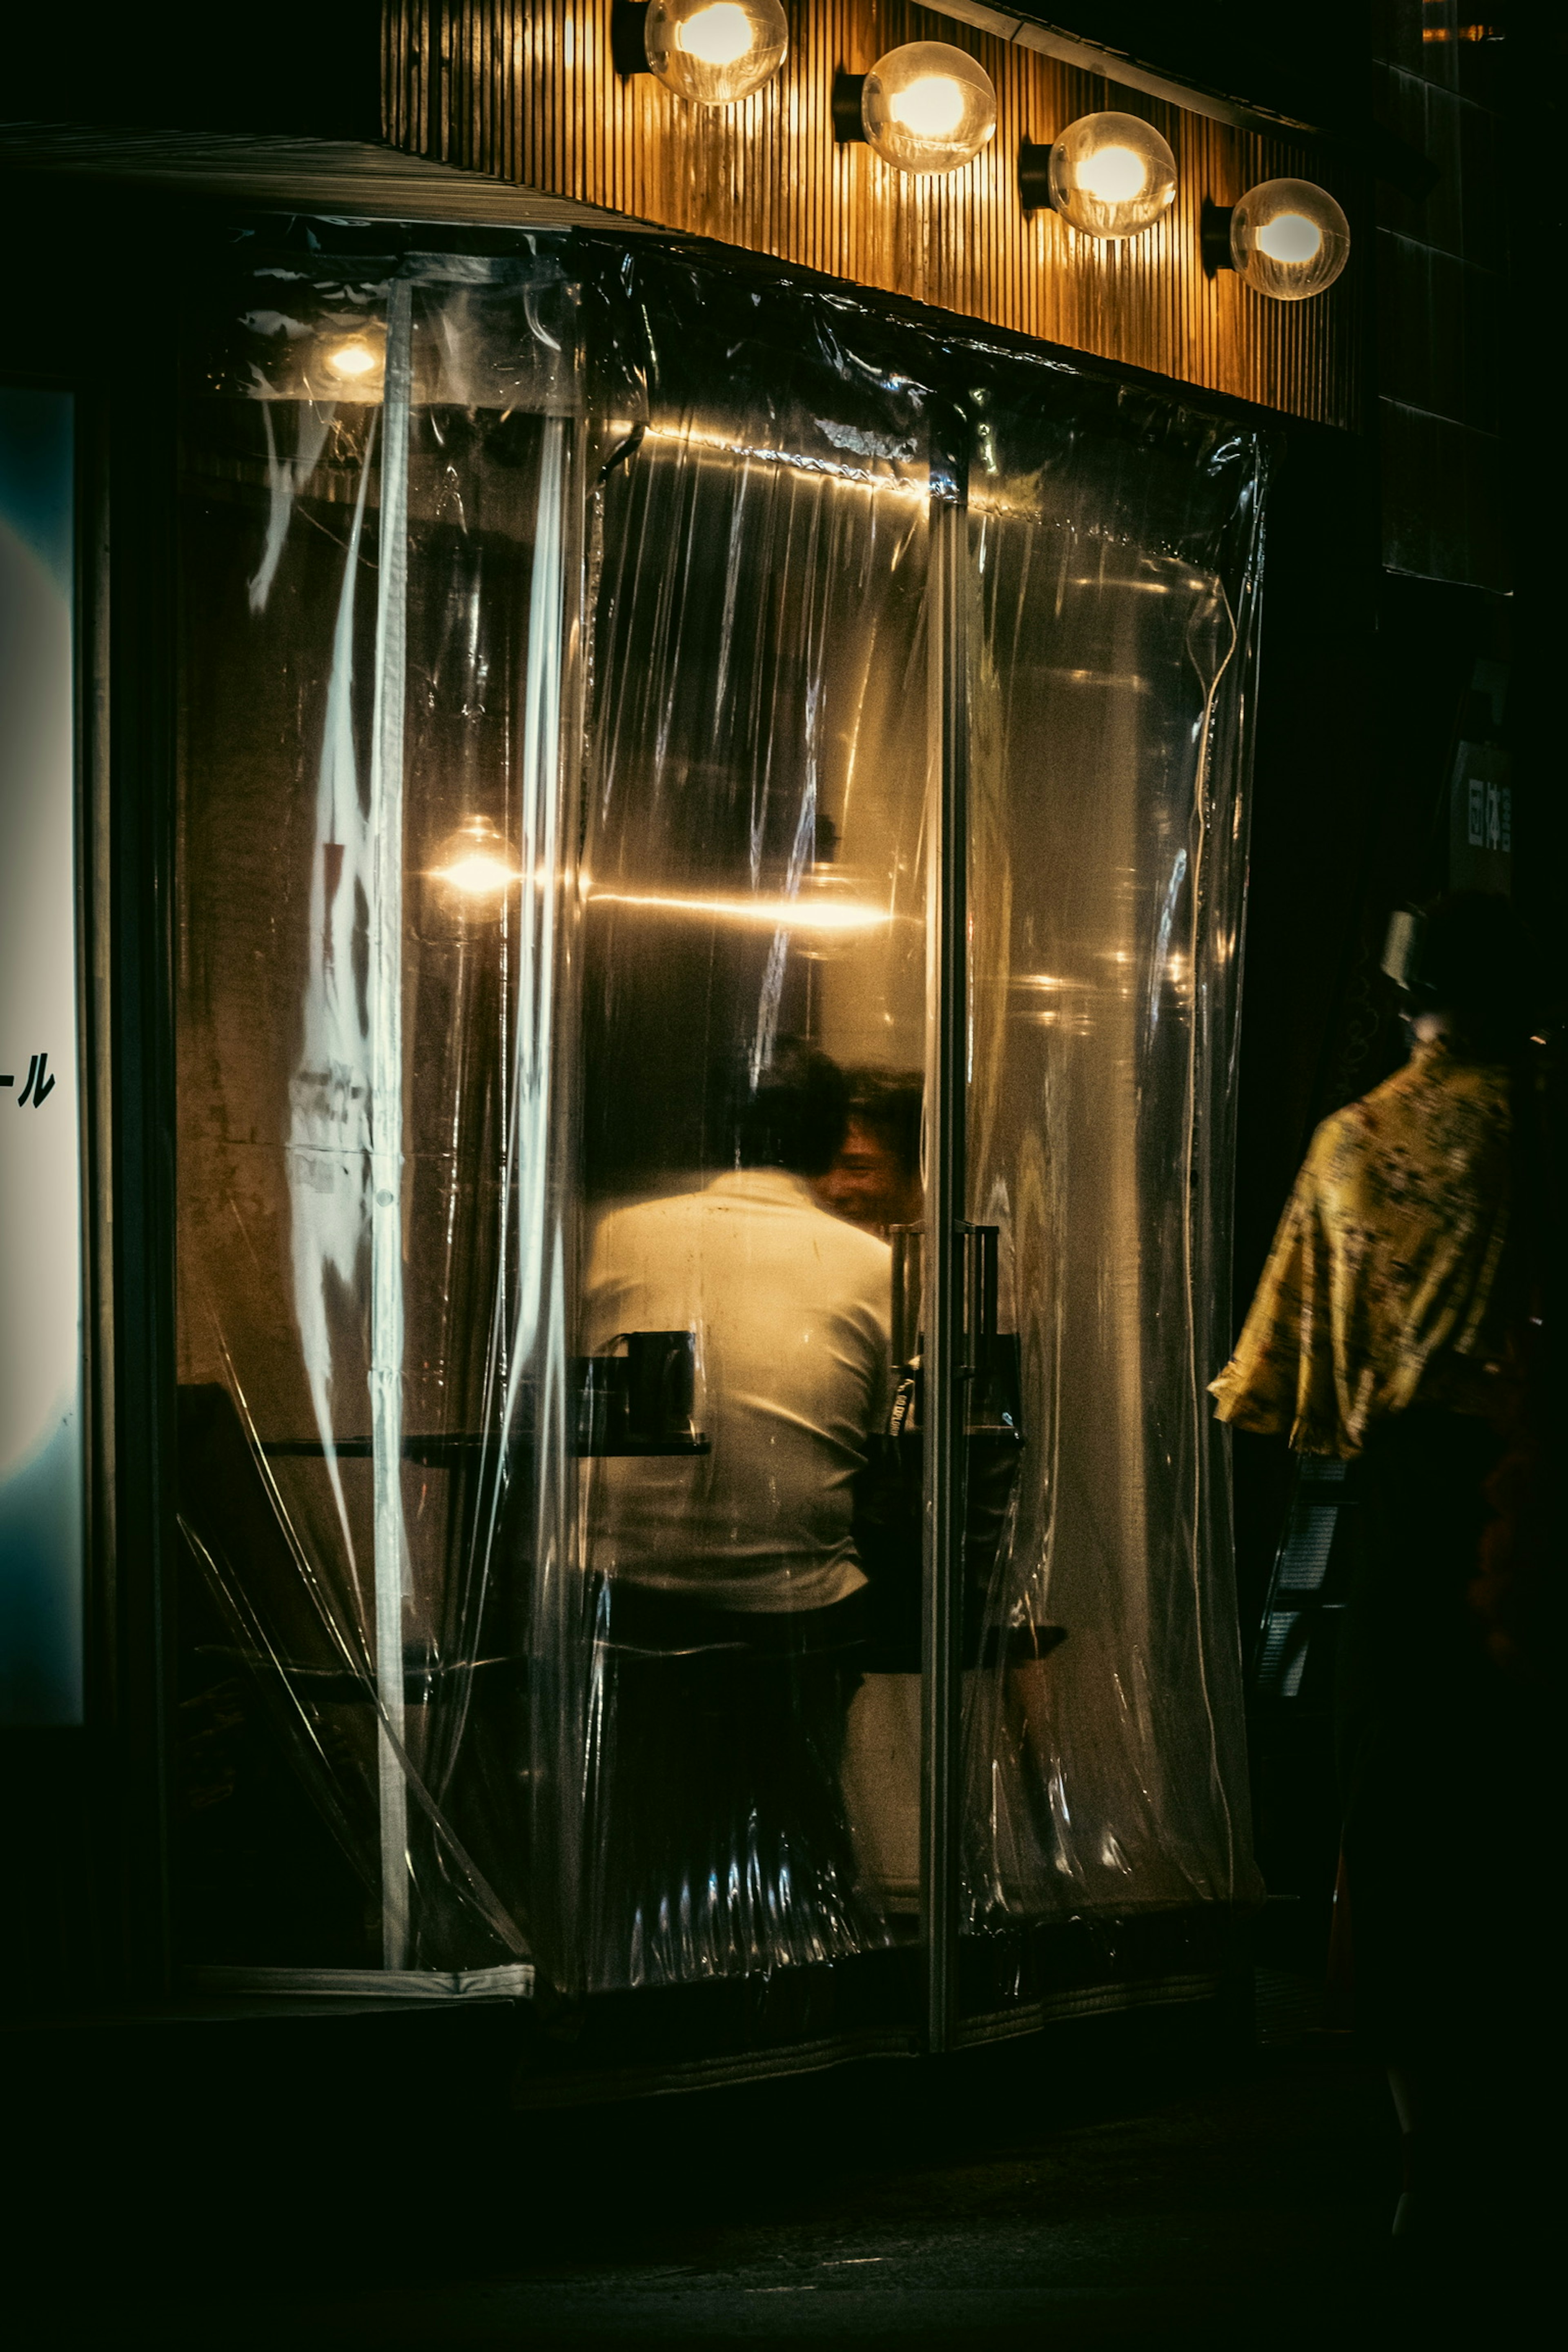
top-left (1044, 113), bottom-right (1176, 240)
top-left (431, 818), bottom-right (521, 906)
top-left (1076, 144), bottom-right (1146, 205)
top-left (440, 853), bottom-right (520, 897)
top-left (1229, 178), bottom-right (1349, 301)
top-left (676, 2), bottom-right (752, 65)
top-left (860, 42), bottom-right (996, 175)
top-left (325, 340), bottom-right (378, 380)
top-left (1256, 211), bottom-right (1323, 264)
top-left (644, 0), bottom-right (787, 105)
top-left (890, 74), bottom-right (966, 140)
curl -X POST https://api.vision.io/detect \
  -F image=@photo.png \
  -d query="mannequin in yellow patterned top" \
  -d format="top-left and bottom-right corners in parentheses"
top-left (1214, 891), bottom-right (1542, 2239)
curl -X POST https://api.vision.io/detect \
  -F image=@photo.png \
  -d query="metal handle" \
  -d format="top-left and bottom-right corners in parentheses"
top-left (889, 1224), bottom-right (924, 1369)
top-left (958, 1223), bottom-right (999, 1375)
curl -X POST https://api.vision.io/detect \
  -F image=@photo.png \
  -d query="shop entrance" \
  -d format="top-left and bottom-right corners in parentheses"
top-left (172, 232), bottom-right (1264, 2071)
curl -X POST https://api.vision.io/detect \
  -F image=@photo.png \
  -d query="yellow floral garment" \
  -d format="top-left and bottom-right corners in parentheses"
top-left (1211, 1038), bottom-right (1511, 1457)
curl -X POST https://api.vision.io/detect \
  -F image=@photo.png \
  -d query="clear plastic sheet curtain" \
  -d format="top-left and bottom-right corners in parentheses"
top-left (558, 262), bottom-right (935, 1994)
top-left (174, 225), bottom-right (1266, 2007)
top-left (176, 246), bottom-right (578, 1974)
top-left (958, 390), bottom-right (1267, 1951)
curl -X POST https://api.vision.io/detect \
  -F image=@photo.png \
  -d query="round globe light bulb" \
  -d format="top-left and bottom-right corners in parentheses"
top-left (861, 42), bottom-right (997, 176)
top-left (1047, 112), bottom-right (1177, 240)
top-left (644, 0), bottom-right (787, 105)
top-left (1229, 178), bottom-right (1349, 301)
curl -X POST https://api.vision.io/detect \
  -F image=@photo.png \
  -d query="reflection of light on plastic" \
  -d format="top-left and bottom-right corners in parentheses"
top-left (1077, 144), bottom-right (1145, 203)
top-left (325, 340), bottom-right (378, 380)
top-left (891, 74), bottom-right (966, 137)
top-left (592, 889), bottom-right (892, 934)
top-left (1015, 973), bottom-right (1067, 990)
top-left (1256, 212), bottom-right (1323, 263)
top-left (1067, 576), bottom-right (1173, 594)
top-left (641, 421), bottom-right (927, 498)
top-left (677, 2), bottom-right (751, 62)
top-left (431, 817), bottom-right (522, 902)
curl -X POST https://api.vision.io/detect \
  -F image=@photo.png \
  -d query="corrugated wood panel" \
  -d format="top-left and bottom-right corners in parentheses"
top-left (383, 0), bottom-right (1361, 426)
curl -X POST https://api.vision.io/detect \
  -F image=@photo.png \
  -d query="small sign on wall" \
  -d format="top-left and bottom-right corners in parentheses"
top-left (1448, 739), bottom-right (1512, 898)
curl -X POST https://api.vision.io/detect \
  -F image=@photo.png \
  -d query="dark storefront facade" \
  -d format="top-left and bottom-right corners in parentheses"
top-left (5, 0), bottom-right (1536, 2097)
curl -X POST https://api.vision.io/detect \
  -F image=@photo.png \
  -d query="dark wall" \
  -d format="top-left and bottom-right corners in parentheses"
top-left (1012, 3), bottom-right (1376, 138)
top-left (10, 0), bottom-right (383, 138)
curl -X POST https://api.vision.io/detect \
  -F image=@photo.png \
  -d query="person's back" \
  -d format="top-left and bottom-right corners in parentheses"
top-left (575, 1037), bottom-right (895, 1991)
top-left (584, 1168), bottom-right (890, 1611)
top-left (1212, 1031), bottom-right (1510, 1456)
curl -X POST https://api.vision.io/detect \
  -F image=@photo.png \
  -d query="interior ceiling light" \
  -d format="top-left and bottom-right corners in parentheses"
top-left (315, 329), bottom-right (387, 396)
top-left (835, 42), bottom-right (997, 176)
top-left (635, 0), bottom-right (787, 105)
top-left (431, 817), bottom-right (523, 902)
top-left (1019, 112), bottom-right (1177, 239)
top-left (324, 339), bottom-right (379, 379)
top-left (1205, 178), bottom-right (1350, 300)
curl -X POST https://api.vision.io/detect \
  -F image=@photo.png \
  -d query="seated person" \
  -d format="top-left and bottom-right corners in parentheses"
top-left (813, 1067), bottom-right (924, 1235)
top-left (579, 1038), bottom-right (893, 1988)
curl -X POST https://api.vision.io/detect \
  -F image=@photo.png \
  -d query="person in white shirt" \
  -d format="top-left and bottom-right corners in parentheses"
top-left (584, 1067), bottom-right (892, 1616)
top-left (578, 1039), bottom-right (894, 1988)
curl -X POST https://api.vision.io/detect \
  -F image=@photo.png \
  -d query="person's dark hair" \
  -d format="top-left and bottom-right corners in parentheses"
top-left (1405, 891), bottom-right (1537, 1061)
top-left (733, 1037), bottom-right (849, 1177)
top-left (844, 1068), bottom-right (924, 1181)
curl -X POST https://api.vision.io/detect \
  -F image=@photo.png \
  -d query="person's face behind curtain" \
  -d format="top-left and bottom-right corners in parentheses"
top-left (814, 1117), bottom-right (923, 1232)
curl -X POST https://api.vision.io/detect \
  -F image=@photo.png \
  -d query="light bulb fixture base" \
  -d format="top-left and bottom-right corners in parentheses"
top-left (1018, 138), bottom-right (1053, 214)
top-left (610, 0), bottom-right (651, 76)
top-left (833, 71), bottom-right (867, 144)
top-left (1201, 199), bottom-right (1236, 279)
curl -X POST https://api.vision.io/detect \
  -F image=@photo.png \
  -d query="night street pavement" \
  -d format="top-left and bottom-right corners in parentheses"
top-left (11, 1969), bottom-right (1545, 2349)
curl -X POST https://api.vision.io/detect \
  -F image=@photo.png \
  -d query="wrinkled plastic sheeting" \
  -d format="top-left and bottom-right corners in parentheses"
top-left (959, 389), bottom-right (1266, 1932)
top-left (174, 230), bottom-right (1264, 1994)
top-left (176, 244), bottom-right (580, 1972)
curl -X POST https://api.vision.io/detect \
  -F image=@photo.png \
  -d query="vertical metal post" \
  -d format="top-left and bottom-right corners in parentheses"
top-left (369, 279), bottom-right (412, 1971)
top-left (921, 485), bottom-right (969, 2054)
top-left (509, 415), bottom-right (580, 1978)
